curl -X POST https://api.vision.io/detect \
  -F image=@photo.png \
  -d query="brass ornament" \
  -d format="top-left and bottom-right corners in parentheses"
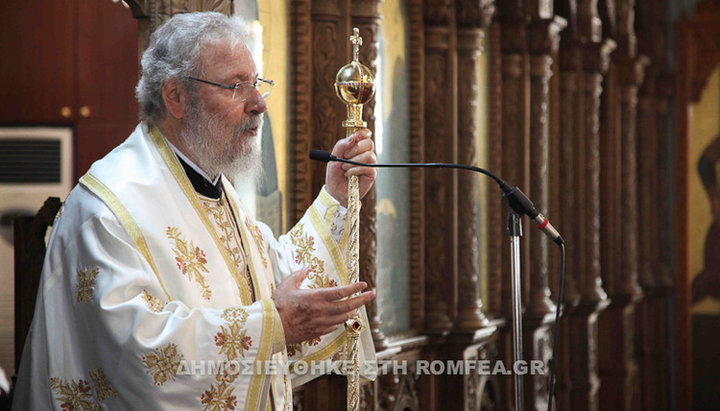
top-left (334, 27), bottom-right (375, 411)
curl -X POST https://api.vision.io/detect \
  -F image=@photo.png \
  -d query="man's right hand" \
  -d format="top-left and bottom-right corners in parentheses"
top-left (271, 268), bottom-right (376, 345)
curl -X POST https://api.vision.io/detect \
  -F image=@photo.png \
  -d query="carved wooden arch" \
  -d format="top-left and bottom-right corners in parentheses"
top-left (675, 2), bottom-right (720, 410)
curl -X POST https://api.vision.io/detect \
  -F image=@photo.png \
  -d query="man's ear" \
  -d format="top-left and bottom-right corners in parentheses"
top-left (162, 78), bottom-right (187, 119)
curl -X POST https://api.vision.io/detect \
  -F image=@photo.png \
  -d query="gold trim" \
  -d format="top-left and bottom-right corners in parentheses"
top-left (309, 206), bottom-right (349, 286)
top-left (288, 333), bottom-right (345, 374)
top-left (222, 187), bottom-right (265, 301)
top-left (80, 173), bottom-right (171, 300)
top-left (148, 127), bottom-right (254, 305)
top-left (245, 299), bottom-right (276, 410)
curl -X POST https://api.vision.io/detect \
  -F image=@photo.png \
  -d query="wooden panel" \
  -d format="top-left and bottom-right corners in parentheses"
top-left (75, 0), bottom-right (139, 179)
top-left (76, 0), bottom-right (139, 124)
top-left (0, 1), bottom-right (77, 124)
top-left (74, 122), bottom-right (137, 179)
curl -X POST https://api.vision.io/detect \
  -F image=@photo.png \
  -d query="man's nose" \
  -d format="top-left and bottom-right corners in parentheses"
top-left (245, 88), bottom-right (267, 115)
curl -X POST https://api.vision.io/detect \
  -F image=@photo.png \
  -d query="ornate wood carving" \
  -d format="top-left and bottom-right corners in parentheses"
top-left (581, 39), bottom-right (614, 305)
top-left (557, 40), bottom-right (582, 309)
top-left (486, 22), bottom-right (504, 318)
top-left (555, 4), bottom-right (582, 405)
top-left (617, 54), bottom-right (647, 298)
top-left (423, 0), bottom-right (454, 332)
top-left (499, 21), bottom-right (527, 315)
top-left (406, 0), bottom-right (426, 331)
top-left (290, 0), bottom-right (314, 222)
top-left (636, 70), bottom-right (658, 290)
top-left (454, 1), bottom-right (493, 331)
top-left (525, 16), bottom-right (565, 317)
top-left (524, 13), bottom-right (565, 411)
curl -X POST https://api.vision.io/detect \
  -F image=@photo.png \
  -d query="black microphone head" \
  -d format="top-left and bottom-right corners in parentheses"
top-left (309, 149), bottom-right (333, 162)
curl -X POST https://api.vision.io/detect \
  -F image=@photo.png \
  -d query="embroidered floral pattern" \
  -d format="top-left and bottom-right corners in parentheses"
top-left (76, 267), bottom-right (99, 303)
top-left (201, 379), bottom-right (238, 410)
top-left (245, 219), bottom-right (268, 268)
top-left (89, 368), bottom-right (117, 402)
top-left (286, 336), bottom-right (321, 358)
top-left (201, 201), bottom-right (255, 301)
top-left (222, 307), bottom-right (249, 323)
top-left (141, 289), bottom-right (165, 313)
top-left (142, 343), bottom-right (184, 386)
top-left (289, 224), bottom-right (327, 287)
top-left (307, 274), bottom-right (338, 289)
top-left (201, 307), bottom-right (253, 405)
top-left (215, 322), bottom-right (253, 360)
top-left (50, 377), bottom-right (97, 410)
top-left (166, 226), bottom-right (211, 300)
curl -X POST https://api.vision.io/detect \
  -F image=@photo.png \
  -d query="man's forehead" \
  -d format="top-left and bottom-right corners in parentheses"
top-left (200, 40), bottom-right (257, 80)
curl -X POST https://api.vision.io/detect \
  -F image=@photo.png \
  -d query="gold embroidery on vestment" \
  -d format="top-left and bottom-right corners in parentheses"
top-left (201, 379), bottom-right (238, 410)
top-left (289, 224), bottom-right (327, 288)
top-left (89, 368), bottom-right (117, 402)
top-left (245, 219), bottom-right (268, 268)
top-left (141, 289), bottom-right (165, 313)
top-left (142, 343), bottom-right (184, 386)
top-left (166, 226), bottom-right (212, 300)
top-left (50, 377), bottom-right (97, 410)
top-left (76, 267), bottom-right (99, 303)
top-left (201, 200), bottom-right (255, 301)
top-left (215, 322), bottom-right (253, 360)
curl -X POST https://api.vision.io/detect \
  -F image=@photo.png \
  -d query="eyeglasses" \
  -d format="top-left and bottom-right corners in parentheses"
top-left (188, 76), bottom-right (274, 101)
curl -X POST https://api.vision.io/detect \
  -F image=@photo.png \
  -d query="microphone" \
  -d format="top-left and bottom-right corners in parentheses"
top-left (309, 149), bottom-right (564, 245)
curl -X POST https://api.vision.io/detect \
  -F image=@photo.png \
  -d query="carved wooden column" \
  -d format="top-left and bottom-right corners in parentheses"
top-left (454, 0), bottom-right (492, 331)
top-left (423, 0), bottom-right (455, 332)
top-left (485, 20), bottom-right (504, 319)
top-left (635, 65), bottom-right (660, 411)
top-left (407, 0), bottom-right (427, 332)
top-left (524, 6), bottom-right (566, 410)
top-left (654, 72), bottom-right (675, 409)
top-left (351, 0), bottom-right (388, 352)
top-left (635, 1), bottom-right (673, 406)
top-left (570, 33), bottom-right (615, 411)
top-left (498, 3), bottom-right (528, 319)
top-left (554, 4), bottom-right (583, 405)
top-left (498, 4), bottom-right (528, 408)
top-left (290, 0), bottom-right (315, 220)
top-left (597, 1), bottom-right (647, 407)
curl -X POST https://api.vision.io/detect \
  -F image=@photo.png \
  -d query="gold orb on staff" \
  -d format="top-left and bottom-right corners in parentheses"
top-left (334, 27), bottom-right (375, 411)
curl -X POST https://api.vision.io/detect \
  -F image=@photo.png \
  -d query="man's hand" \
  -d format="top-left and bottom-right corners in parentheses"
top-left (272, 268), bottom-right (376, 345)
top-left (325, 128), bottom-right (377, 207)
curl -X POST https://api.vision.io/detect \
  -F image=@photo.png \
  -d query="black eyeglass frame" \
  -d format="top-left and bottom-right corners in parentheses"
top-left (187, 76), bottom-right (274, 100)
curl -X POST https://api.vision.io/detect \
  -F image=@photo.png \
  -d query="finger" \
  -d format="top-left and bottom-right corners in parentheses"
top-left (290, 267), bottom-right (311, 288)
top-left (343, 138), bottom-right (374, 160)
top-left (344, 165), bottom-right (377, 179)
top-left (318, 281), bottom-right (368, 301)
top-left (328, 290), bottom-right (375, 315)
top-left (323, 312), bottom-right (352, 327)
top-left (330, 134), bottom-right (357, 157)
top-left (342, 151), bottom-right (377, 171)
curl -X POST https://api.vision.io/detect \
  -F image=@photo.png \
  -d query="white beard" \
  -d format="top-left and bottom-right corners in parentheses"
top-left (178, 105), bottom-right (264, 186)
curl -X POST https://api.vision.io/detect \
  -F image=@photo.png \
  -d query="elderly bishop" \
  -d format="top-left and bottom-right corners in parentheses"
top-left (13, 12), bottom-right (377, 410)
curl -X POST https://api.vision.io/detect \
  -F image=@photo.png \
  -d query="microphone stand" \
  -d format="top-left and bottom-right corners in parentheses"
top-left (308, 150), bottom-right (564, 411)
top-left (508, 212), bottom-right (524, 411)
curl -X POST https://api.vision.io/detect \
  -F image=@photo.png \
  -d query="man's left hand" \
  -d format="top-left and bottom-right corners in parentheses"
top-left (325, 128), bottom-right (377, 207)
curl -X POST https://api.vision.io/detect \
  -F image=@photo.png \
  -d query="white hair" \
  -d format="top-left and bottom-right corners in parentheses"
top-left (135, 12), bottom-right (251, 123)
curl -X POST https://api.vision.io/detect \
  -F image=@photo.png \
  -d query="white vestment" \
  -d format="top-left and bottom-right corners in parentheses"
top-left (12, 123), bottom-right (375, 410)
